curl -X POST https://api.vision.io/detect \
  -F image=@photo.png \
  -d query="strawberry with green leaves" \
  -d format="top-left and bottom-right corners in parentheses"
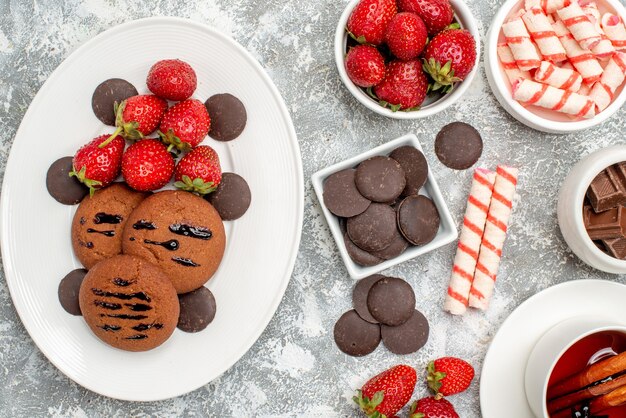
top-left (345, 45), bottom-right (386, 87)
top-left (347, 0), bottom-right (397, 46)
top-left (373, 60), bottom-right (429, 111)
top-left (70, 134), bottom-right (125, 196)
top-left (158, 99), bottom-right (210, 152)
top-left (427, 357), bottom-right (475, 397)
top-left (147, 59), bottom-right (197, 101)
top-left (354, 364), bottom-right (417, 418)
top-left (409, 396), bottom-right (459, 418)
top-left (121, 139), bottom-right (175, 192)
top-left (111, 94), bottom-right (167, 141)
top-left (423, 28), bottom-right (477, 91)
top-left (174, 145), bottom-right (222, 195)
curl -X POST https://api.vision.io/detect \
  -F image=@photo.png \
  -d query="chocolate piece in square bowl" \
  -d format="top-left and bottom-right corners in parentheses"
top-left (370, 226), bottom-right (410, 260)
top-left (334, 310), bottom-right (381, 356)
top-left (310, 133), bottom-right (458, 280)
top-left (587, 163), bottom-right (626, 213)
top-left (355, 156), bottom-right (406, 203)
top-left (347, 203), bottom-right (397, 252)
top-left (389, 145), bottom-right (429, 196)
top-left (397, 195), bottom-right (441, 246)
top-left (344, 233), bottom-right (384, 267)
top-left (323, 169), bottom-right (371, 217)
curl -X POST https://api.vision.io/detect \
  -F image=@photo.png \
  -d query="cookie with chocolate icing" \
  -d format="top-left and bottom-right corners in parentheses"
top-left (71, 183), bottom-right (149, 269)
top-left (79, 254), bottom-right (179, 351)
top-left (122, 190), bottom-right (226, 294)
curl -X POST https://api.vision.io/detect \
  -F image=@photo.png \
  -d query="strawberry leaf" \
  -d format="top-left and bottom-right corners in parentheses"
top-left (389, 103), bottom-right (402, 112)
top-left (446, 23), bottom-right (461, 30)
top-left (427, 361), bottom-right (446, 394)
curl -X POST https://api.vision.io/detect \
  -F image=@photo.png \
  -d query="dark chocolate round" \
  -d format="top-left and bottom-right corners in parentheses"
top-left (435, 122), bottom-right (483, 170)
top-left (344, 233), bottom-right (384, 267)
top-left (352, 274), bottom-right (385, 323)
top-left (397, 195), bottom-right (440, 246)
top-left (370, 226), bottom-right (410, 260)
top-left (91, 78), bottom-right (138, 126)
top-left (46, 157), bottom-right (88, 205)
top-left (355, 156), bottom-right (406, 203)
top-left (347, 203), bottom-right (397, 252)
top-left (323, 169), bottom-right (371, 217)
top-left (334, 310), bottom-right (381, 356)
top-left (389, 146), bottom-right (429, 196)
top-left (58, 269), bottom-right (87, 315)
top-left (205, 93), bottom-right (247, 141)
top-left (381, 309), bottom-right (429, 355)
top-left (207, 172), bottom-right (251, 220)
top-left (177, 287), bottom-right (217, 333)
top-left (367, 277), bottom-right (415, 326)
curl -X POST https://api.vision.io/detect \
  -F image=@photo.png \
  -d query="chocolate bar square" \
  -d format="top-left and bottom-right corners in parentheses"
top-left (584, 205), bottom-right (626, 240)
top-left (587, 165), bottom-right (626, 213)
top-left (603, 237), bottom-right (626, 259)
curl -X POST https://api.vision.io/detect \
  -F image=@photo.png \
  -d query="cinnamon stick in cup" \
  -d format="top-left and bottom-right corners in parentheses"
top-left (548, 374), bottom-right (626, 414)
top-left (548, 352), bottom-right (626, 399)
top-left (590, 384), bottom-right (626, 413)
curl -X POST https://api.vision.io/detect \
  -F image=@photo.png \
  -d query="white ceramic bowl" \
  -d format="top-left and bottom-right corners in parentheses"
top-left (557, 145), bottom-right (626, 274)
top-left (334, 0), bottom-right (480, 119)
top-left (525, 316), bottom-right (626, 418)
top-left (485, 0), bottom-right (626, 134)
top-left (311, 133), bottom-right (458, 280)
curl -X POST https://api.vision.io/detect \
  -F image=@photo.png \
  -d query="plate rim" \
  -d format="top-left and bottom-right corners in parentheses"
top-left (0, 16), bottom-right (304, 401)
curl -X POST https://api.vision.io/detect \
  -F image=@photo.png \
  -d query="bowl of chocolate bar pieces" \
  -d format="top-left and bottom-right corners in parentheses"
top-left (485, 0), bottom-right (626, 134)
top-left (558, 145), bottom-right (626, 274)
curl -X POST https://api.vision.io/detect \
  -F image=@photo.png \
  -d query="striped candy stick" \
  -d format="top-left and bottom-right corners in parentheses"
top-left (525, 0), bottom-right (571, 14)
top-left (534, 61), bottom-right (583, 92)
top-left (522, 8), bottom-right (567, 62)
top-left (601, 13), bottom-right (626, 51)
top-left (512, 78), bottom-right (596, 119)
top-left (590, 51), bottom-right (626, 112)
top-left (581, 2), bottom-right (615, 60)
top-left (444, 168), bottom-right (496, 316)
top-left (552, 18), bottom-right (603, 85)
top-left (503, 17), bottom-right (543, 71)
top-left (557, 2), bottom-right (603, 51)
top-left (497, 43), bottom-right (531, 83)
top-left (469, 165), bottom-right (519, 311)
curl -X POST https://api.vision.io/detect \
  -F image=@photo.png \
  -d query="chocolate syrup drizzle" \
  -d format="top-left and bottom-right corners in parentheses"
top-left (132, 323), bottom-right (163, 331)
top-left (169, 224), bottom-right (212, 240)
top-left (172, 257), bottom-right (200, 267)
top-left (100, 325), bottom-right (121, 332)
top-left (125, 303), bottom-right (152, 311)
top-left (94, 300), bottom-right (122, 310)
top-left (87, 228), bottom-right (115, 237)
top-left (144, 239), bottom-right (179, 251)
top-left (133, 220), bottom-right (156, 230)
top-left (125, 334), bottom-right (148, 340)
top-left (94, 213), bottom-right (123, 224)
top-left (112, 278), bottom-right (133, 287)
top-left (101, 313), bottom-right (148, 320)
top-left (91, 288), bottom-right (151, 302)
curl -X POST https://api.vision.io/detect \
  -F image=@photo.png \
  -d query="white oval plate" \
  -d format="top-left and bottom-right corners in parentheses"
top-left (480, 279), bottom-right (626, 418)
top-left (0, 17), bottom-right (303, 401)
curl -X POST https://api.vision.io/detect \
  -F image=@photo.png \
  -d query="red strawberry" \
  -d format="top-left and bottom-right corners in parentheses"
top-left (354, 365), bottom-right (417, 417)
top-left (397, 0), bottom-right (454, 36)
top-left (147, 59), bottom-right (197, 101)
top-left (373, 60), bottom-right (429, 111)
top-left (347, 0), bottom-right (397, 46)
top-left (121, 139), bottom-right (175, 191)
top-left (423, 29), bottom-right (477, 90)
top-left (158, 99), bottom-right (210, 152)
top-left (112, 94), bottom-right (167, 141)
top-left (345, 45), bottom-right (386, 87)
top-left (427, 357), bottom-right (475, 397)
top-left (70, 134), bottom-right (125, 195)
top-left (409, 397), bottom-right (459, 418)
top-left (174, 145), bottom-right (222, 195)
top-left (385, 13), bottom-right (428, 61)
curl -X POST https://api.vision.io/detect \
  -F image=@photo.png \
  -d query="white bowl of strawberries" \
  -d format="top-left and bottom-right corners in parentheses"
top-left (335, 0), bottom-right (480, 119)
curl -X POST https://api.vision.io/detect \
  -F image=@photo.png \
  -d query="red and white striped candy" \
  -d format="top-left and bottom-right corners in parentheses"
top-left (525, 0), bottom-right (571, 14)
top-left (581, 2), bottom-right (615, 60)
top-left (552, 19), bottom-right (604, 84)
top-left (534, 61), bottom-right (583, 91)
top-left (444, 169), bottom-right (496, 316)
top-left (522, 8), bottom-right (567, 62)
top-left (602, 13), bottom-right (626, 51)
top-left (468, 166), bottom-right (519, 311)
top-left (590, 51), bottom-right (626, 112)
top-left (557, 2), bottom-right (603, 50)
top-left (503, 17), bottom-right (543, 71)
top-left (512, 78), bottom-right (596, 118)
top-left (497, 43), bottom-right (531, 83)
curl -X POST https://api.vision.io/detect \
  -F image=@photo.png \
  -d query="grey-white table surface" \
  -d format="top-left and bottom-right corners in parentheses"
top-left (0, 0), bottom-right (625, 416)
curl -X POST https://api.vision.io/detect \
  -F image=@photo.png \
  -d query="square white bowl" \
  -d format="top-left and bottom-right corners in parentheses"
top-left (311, 133), bottom-right (458, 280)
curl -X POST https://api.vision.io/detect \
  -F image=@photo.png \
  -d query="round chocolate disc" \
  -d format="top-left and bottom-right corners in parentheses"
top-left (397, 195), bottom-right (440, 246)
top-left (370, 226), bottom-right (410, 260)
top-left (323, 169), bottom-right (371, 217)
top-left (347, 203), bottom-right (397, 252)
top-left (46, 156), bottom-right (88, 205)
top-left (435, 122), bottom-right (483, 170)
top-left (58, 269), bottom-right (87, 316)
top-left (334, 310), bottom-right (381, 356)
top-left (352, 274), bottom-right (386, 323)
top-left (381, 309), bottom-right (430, 355)
top-left (177, 287), bottom-right (217, 333)
top-left (355, 156), bottom-right (406, 203)
top-left (91, 78), bottom-right (138, 126)
top-left (389, 146), bottom-right (429, 196)
top-left (344, 233), bottom-right (384, 267)
top-left (205, 93), bottom-right (247, 141)
top-left (367, 277), bottom-right (416, 326)
top-left (207, 172), bottom-right (251, 220)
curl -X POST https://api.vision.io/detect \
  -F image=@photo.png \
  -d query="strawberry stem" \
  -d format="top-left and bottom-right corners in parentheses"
top-left (99, 126), bottom-right (122, 148)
